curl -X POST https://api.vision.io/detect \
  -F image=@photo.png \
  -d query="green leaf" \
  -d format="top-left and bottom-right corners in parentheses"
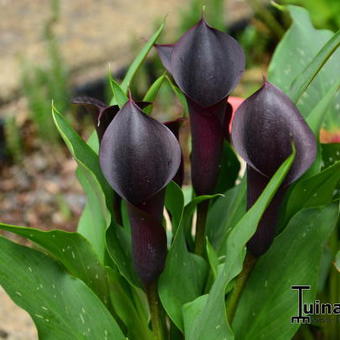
top-left (165, 181), bottom-right (185, 234)
top-left (206, 178), bottom-right (247, 253)
top-left (283, 161), bottom-right (340, 226)
top-left (214, 141), bottom-right (240, 194)
top-left (106, 223), bottom-right (141, 288)
top-left (159, 193), bottom-right (223, 330)
top-left (335, 250), bottom-right (340, 272)
top-left (76, 167), bottom-right (110, 262)
top-left (268, 5), bottom-right (340, 125)
top-left (232, 204), bottom-right (339, 340)
top-left (106, 267), bottom-right (152, 340)
top-left (269, 6), bottom-right (333, 95)
top-left (0, 236), bottom-right (125, 340)
top-left (120, 22), bottom-right (164, 93)
top-left (109, 73), bottom-right (129, 107)
top-left (288, 29), bottom-right (340, 104)
top-left (184, 151), bottom-right (295, 340)
top-left (143, 73), bottom-right (167, 114)
top-left (52, 105), bottom-right (112, 260)
top-left (306, 79), bottom-right (340, 136)
top-left (0, 223), bottom-right (109, 306)
top-left (182, 295), bottom-right (209, 335)
top-left (86, 130), bottom-right (100, 153)
top-left (165, 75), bottom-right (189, 115)
top-left (76, 201), bottom-right (105, 260)
top-left (206, 239), bottom-right (219, 280)
top-left (52, 104), bottom-right (112, 206)
top-left (322, 143), bottom-right (340, 169)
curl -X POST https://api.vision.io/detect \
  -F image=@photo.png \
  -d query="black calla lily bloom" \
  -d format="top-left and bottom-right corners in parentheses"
top-left (72, 97), bottom-right (151, 225)
top-left (164, 118), bottom-right (185, 187)
top-left (231, 81), bottom-right (317, 256)
top-left (156, 18), bottom-right (245, 195)
top-left (99, 100), bottom-right (181, 285)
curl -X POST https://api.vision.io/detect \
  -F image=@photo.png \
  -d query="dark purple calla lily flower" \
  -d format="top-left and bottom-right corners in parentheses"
top-left (231, 81), bottom-right (317, 256)
top-left (99, 99), bottom-right (181, 285)
top-left (72, 97), bottom-right (151, 225)
top-left (164, 118), bottom-right (185, 187)
top-left (156, 18), bottom-right (245, 195)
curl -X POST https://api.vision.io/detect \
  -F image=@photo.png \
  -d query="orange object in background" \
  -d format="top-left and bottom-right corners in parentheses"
top-left (320, 129), bottom-right (340, 143)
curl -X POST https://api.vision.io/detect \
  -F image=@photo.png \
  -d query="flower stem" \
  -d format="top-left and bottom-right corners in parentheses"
top-left (194, 201), bottom-right (209, 256)
top-left (227, 253), bottom-right (256, 322)
top-left (146, 281), bottom-right (165, 340)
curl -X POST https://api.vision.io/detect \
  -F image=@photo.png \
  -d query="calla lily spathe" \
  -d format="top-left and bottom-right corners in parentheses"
top-left (156, 18), bottom-right (245, 195)
top-left (99, 100), bottom-right (181, 285)
top-left (231, 81), bottom-right (317, 256)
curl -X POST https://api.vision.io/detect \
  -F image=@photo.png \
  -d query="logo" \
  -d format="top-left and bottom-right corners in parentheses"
top-left (291, 285), bottom-right (340, 324)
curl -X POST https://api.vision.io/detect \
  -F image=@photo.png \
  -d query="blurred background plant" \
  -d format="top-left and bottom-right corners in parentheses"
top-left (283, 0), bottom-right (340, 30)
top-left (21, 0), bottom-right (69, 145)
top-left (4, 116), bottom-right (23, 163)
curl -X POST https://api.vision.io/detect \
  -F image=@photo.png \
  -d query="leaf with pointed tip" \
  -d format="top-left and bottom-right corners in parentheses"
top-left (52, 105), bottom-right (112, 205)
top-left (142, 73), bottom-right (166, 110)
top-left (268, 5), bottom-right (340, 124)
top-left (231, 81), bottom-right (316, 185)
top-left (288, 29), bottom-right (340, 104)
top-left (0, 236), bottom-right (125, 340)
top-left (169, 19), bottom-right (245, 107)
top-left (165, 75), bottom-right (189, 115)
top-left (159, 193), bottom-right (222, 330)
top-left (100, 100), bottom-right (181, 205)
top-left (232, 204), bottom-right (338, 340)
top-left (268, 5), bottom-right (334, 96)
top-left (184, 151), bottom-right (294, 340)
top-left (52, 105), bottom-right (112, 260)
top-left (109, 74), bottom-right (128, 107)
top-left (120, 22), bottom-right (165, 93)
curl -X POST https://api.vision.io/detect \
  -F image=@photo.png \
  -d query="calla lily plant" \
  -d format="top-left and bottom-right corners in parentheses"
top-left (0, 7), bottom-right (339, 340)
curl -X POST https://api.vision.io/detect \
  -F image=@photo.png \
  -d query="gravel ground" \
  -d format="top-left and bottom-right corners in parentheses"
top-left (0, 0), bottom-right (180, 103)
top-left (0, 0), bottom-right (251, 105)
